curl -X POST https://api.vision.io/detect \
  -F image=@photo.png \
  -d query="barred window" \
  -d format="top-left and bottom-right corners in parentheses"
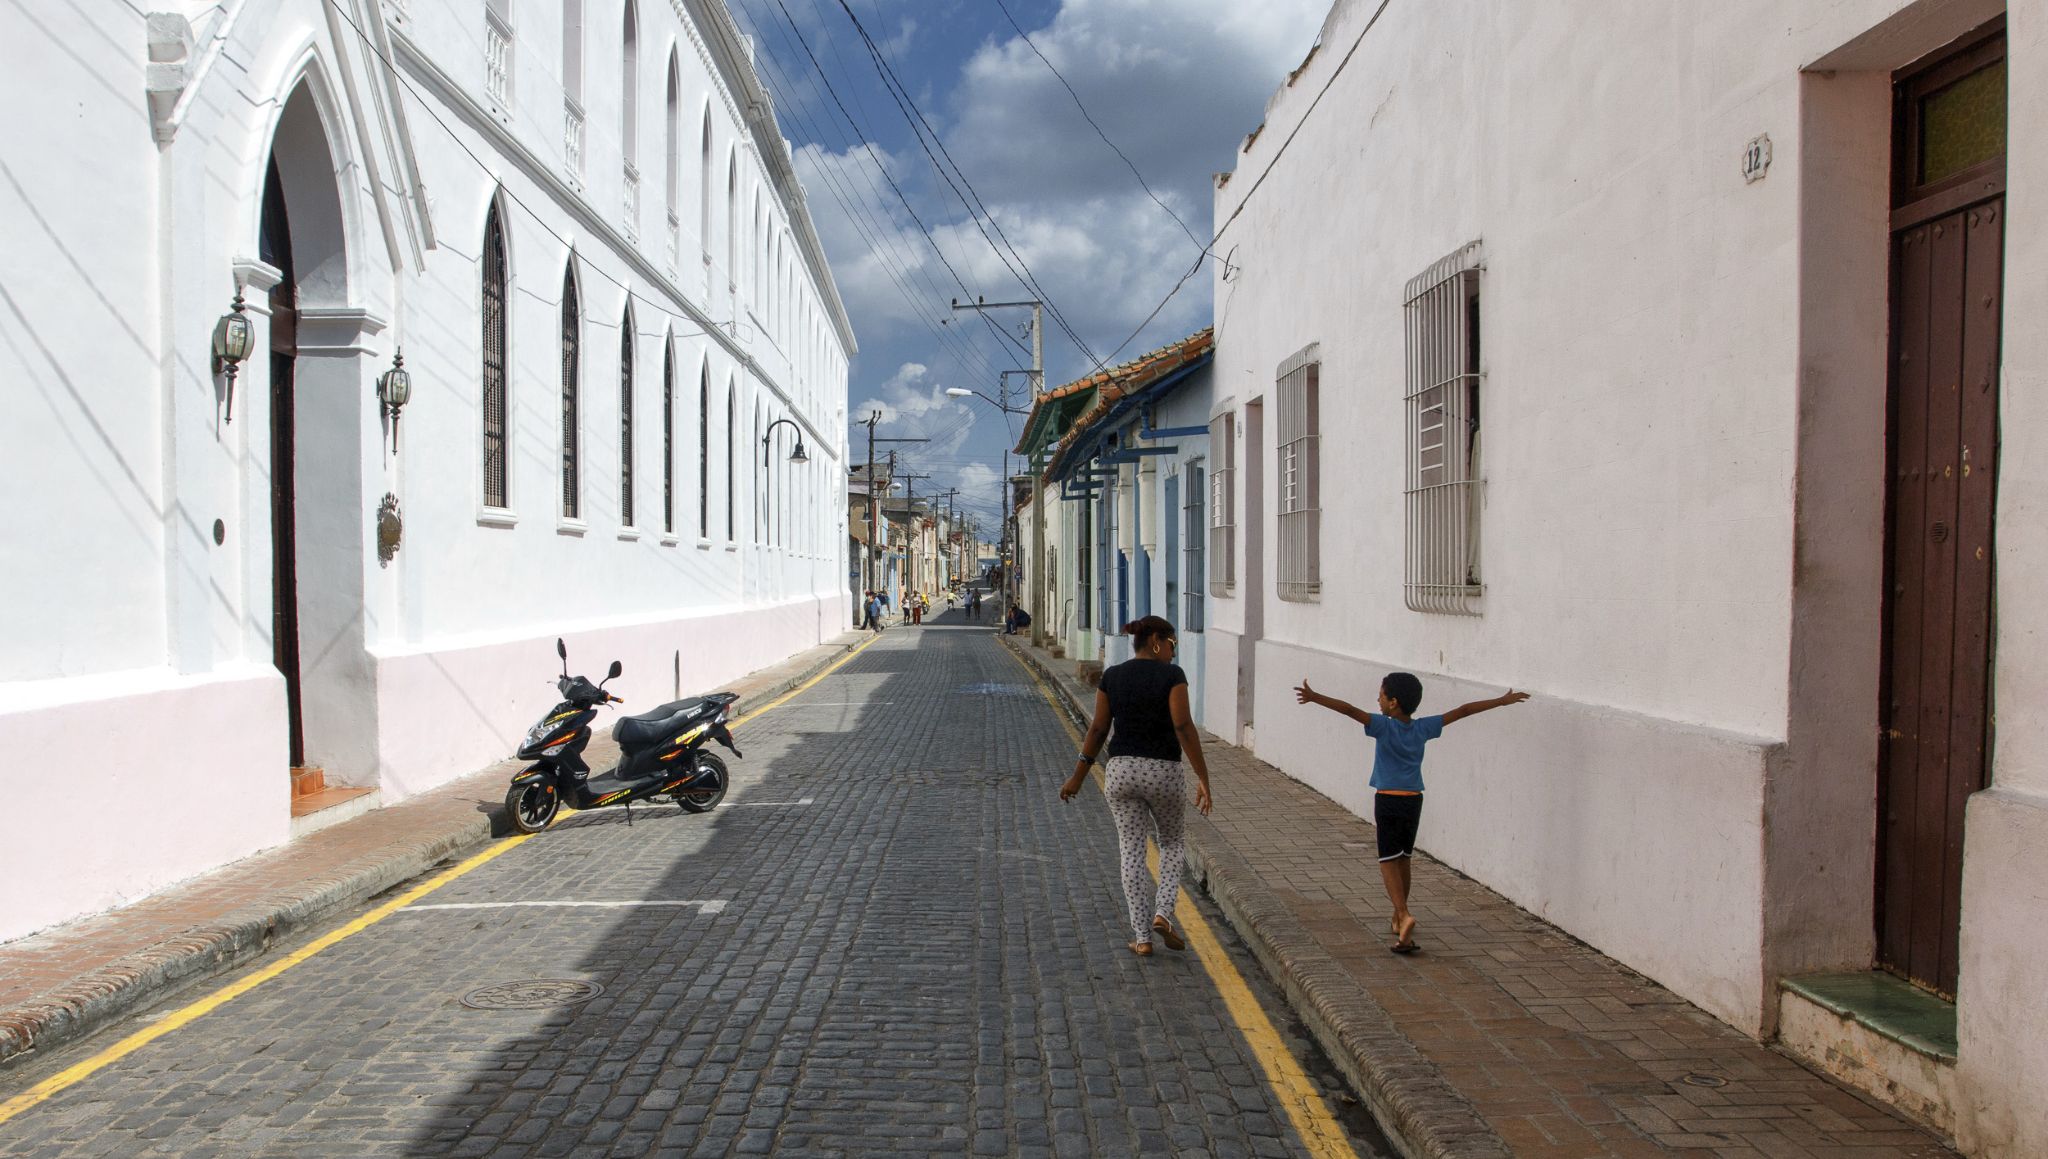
top-left (1098, 481), bottom-right (1115, 630)
top-left (662, 340), bottom-right (674, 534)
top-left (619, 307), bottom-right (635, 527)
top-left (560, 268), bottom-right (581, 520)
top-left (1277, 346), bottom-right (1321, 602)
top-left (1208, 414), bottom-right (1236, 595)
top-left (725, 382), bottom-right (735, 541)
top-left (1075, 500), bottom-right (1092, 632)
top-left (1184, 461), bottom-right (1206, 632)
top-left (1403, 240), bottom-right (1485, 614)
top-left (480, 204), bottom-right (509, 509)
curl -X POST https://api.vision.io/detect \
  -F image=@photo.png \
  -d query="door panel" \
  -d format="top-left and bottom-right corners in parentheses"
top-left (1878, 199), bottom-right (1999, 996)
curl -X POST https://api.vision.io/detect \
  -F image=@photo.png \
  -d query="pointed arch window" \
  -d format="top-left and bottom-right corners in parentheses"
top-left (662, 338), bottom-right (675, 535)
top-left (699, 108), bottom-right (713, 278)
top-left (481, 203), bottom-right (510, 509)
top-left (664, 53), bottom-right (681, 269)
top-left (698, 364), bottom-right (711, 538)
top-left (619, 305), bottom-right (636, 527)
top-left (725, 151), bottom-right (737, 290)
top-left (560, 267), bottom-right (582, 520)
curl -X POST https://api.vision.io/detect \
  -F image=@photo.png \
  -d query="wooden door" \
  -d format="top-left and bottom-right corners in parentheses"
top-left (260, 158), bottom-right (305, 767)
top-left (1878, 25), bottom-right (2004, 996)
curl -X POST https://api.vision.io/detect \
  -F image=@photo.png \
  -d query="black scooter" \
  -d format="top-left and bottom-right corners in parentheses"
top-left (503, 639), bottom-right (744, 834)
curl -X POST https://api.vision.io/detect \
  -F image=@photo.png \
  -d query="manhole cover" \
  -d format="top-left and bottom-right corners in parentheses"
top-left (1679, 1073), bottom-right (1729, 1089)
top-left (461, 979), bottom-right (604, 1010)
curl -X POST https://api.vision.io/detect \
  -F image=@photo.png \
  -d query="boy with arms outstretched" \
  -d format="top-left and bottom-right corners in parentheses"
top-left (1294, 673), bottom-right (1529, 953)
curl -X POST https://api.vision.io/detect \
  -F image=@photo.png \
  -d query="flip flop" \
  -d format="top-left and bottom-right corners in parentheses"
top-left (1389, 939), bottom-right (1421, 955)
top-left (1152, 916), bottom-right (1186, 952)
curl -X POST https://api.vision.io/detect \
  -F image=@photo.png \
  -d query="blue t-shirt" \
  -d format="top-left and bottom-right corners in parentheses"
top-left (1364, 714), bottom-right (1445, 791)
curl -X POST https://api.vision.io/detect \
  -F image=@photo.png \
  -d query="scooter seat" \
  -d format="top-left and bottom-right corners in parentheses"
top-left (612, 698), bottom-right (708, 750)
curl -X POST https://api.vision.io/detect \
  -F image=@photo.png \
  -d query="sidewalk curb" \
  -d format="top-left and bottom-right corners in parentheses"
top-left (0, 631), bottom-right (869, 1071)
top-left (1001, 636), bottom-right (1510, 1159)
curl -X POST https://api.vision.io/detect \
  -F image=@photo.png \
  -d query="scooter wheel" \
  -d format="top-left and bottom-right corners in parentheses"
top-left (674, 754), bottom-right (728, 813)
top-left (505, 780), bottom-right (560, 833)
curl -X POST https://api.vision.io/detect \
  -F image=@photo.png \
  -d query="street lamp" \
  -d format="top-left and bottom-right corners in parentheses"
top-left (761, 417), bottom-right (809, 465)
top-left (945, 379), bottom-right (1033, 612)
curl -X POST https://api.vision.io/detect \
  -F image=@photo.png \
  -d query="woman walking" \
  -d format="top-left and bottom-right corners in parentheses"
top-left (1061, 616), bottom-right (1213, 956)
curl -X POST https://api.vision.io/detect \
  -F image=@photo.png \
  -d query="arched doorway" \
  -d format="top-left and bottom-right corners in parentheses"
top-left (259, 81), bottom-right (374, 787)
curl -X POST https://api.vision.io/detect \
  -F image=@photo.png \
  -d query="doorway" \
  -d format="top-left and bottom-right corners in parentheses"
top-left (1877, 23), bottom-right (2005, 998)
top-left (1238, 400), bottom-right (1265, 741)
top-left (260, 159), bottom-right (304, 767)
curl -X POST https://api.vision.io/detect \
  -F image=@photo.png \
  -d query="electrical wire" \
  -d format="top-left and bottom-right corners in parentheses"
top-left (987, 0), bottom-right (1204, 254)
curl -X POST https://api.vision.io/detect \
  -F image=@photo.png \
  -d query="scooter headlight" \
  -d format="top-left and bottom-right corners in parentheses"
top-left (541, 739), bottom-right (571, 756)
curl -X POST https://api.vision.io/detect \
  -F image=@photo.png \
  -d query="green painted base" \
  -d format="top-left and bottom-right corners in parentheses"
top-left (1781, 971), bottom-right (1958, 1060)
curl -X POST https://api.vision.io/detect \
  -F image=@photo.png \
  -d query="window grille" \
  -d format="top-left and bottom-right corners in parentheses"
top-left (1184, 461), bottom-right (1206, 631)
top-left (1098, 481), bottom-right (1115, 630)
top-left (698, 368), bottom-right (709, 537)
top-left (662, 344), bottom-right (674, 534)
top-left (1075, 502), bottom-right (1092, 632)
top-left (1403, 241), bottom-right (1485, 614)
top-left (560, 272), bottom-right (581, 519)
top-left (618, 310), bottom-right (634, 526)
top-left (1208, 415), bottom-right (1235, 595)
top-left (1277, 346), bottom-right (1321, 602)
top-left (484, 4), bottom-right (512, 109)
top-left (480, 206), bottom-right (509, 509)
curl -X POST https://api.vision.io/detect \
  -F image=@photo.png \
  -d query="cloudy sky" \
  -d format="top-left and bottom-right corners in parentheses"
top-left (726, 0), bottom-right (1329, 538)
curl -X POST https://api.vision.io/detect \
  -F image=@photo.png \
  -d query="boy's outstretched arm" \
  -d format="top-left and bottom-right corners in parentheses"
top-left (1294, 679), bottom-right (1373, 727)
top-left (1441, 689), bottom-right (1531, 726)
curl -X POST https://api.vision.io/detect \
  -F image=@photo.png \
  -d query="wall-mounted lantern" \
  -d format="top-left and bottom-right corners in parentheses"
top-left (212, 292), bottom-right (253, 422)
top-left (761, 417), bottom-right (808, 466)
top-left (377, 348), bottom-right (412, 449)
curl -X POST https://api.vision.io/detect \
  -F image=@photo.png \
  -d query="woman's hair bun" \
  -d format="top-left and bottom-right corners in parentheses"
top-left (1122, 620), bottom-right (1142, 636)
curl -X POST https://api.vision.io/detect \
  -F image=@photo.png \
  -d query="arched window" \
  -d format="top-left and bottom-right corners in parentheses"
top-left (664, 53), bottom-right (680, 216)
top-left (754, 401), bottom-right (765, 544)
top-left (620, 2), bottom-right (638, 164)
top-left (662, 336), bottom-right (674, 535)
top-left (698, 363), bottom-right (710, 538)
top-left (698, 108), bottom-right (713, 277)
top-left (752, 194), bottom-right (764, 312)
top-left (725, 151), bottom-right (737, 290)
top-left (563, 0), bottom-right (584, 171)
top-left (725, 381), bottom-right (736, 541)
top-left (481, 202), bottom-right (510, 509)
top-left (560, 266), bottom-right (581, 519)
top-left (619, 304), bottom-right (635, 527)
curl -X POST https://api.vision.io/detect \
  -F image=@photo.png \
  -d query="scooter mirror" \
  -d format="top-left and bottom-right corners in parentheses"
top-left (606, 660), bottom-right (624, 681)
top-left (556, 639), bottom-right (568, 661)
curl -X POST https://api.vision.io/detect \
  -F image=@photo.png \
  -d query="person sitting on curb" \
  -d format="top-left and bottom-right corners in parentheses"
top-left (1294, 674), bottom-right (1529, 954)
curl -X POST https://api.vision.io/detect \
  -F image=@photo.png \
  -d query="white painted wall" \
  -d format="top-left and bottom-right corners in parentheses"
top-left (1206, 9), bottom-right (2042, 1144)
top-left (0, 0), bottom-right (853, 944)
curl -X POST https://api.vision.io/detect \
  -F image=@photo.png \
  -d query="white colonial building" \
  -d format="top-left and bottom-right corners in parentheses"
top-left (0, 0), bottom-right (853, 943)
top-left (1208, 0), bottom-right (2043, 1152)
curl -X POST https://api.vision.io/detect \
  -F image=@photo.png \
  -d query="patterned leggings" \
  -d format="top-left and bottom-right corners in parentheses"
top-left (1103, 756), bottom-right (1188, 945)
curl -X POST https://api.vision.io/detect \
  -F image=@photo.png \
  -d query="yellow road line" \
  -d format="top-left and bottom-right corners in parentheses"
top-left (1011, 648), bottom-right (1358, 1159)
top-left (0, 633), bottom-right (880, 1126)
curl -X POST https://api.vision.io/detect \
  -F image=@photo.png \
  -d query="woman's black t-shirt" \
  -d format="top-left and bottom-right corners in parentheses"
top-left (1100, 659), bottom-right (1188, 762)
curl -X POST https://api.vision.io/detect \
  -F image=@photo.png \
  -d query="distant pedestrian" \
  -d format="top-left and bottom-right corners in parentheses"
top-left (911, 593), bottom-right (925, 625)
top-left (1294, 674), bottom-right (1528, 953)
top-left (865, 592), bottom-right (884, 633)
top-left (1061, 617), bottom-right (1212, 957)
top-left (966, 589), bottom-right (982, 621)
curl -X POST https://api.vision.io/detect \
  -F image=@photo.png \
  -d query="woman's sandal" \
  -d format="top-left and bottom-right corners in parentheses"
top-left (1128, 941), bottom-right (1154, 957)
top-left (1152, 916), bottom-right (1186, 952)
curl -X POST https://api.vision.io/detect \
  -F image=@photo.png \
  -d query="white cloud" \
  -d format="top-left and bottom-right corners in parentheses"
top-left (853, 361), bottom-right (979, 458)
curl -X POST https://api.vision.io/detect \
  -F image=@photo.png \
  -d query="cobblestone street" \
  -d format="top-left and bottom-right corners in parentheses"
top-left (0, 620), bottom-right (1381, 1158)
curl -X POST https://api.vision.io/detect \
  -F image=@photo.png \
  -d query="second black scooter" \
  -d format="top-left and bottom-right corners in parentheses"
top-left (503, 640), bottom-right (743, 834)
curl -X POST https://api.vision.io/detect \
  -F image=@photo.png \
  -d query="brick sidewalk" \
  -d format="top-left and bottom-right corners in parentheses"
top-left (0, 632), bottom-right (867, 1070)
top-left (1006, 637), bottom-right (1956, 1159)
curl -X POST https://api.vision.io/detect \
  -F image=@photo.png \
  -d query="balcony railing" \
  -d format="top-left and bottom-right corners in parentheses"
top-left (484, 10), bottom-right (512, 109)
top-left (563, 97), bottom-right (585, 181)
top-left (622, 162), bottom-right (640, 242)
top-left (665, 211), bottom-right (680, 277)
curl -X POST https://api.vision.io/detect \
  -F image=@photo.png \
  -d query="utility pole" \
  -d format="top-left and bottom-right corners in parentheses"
top-left (954, 298), bottom-right (1045, 645)
top-left (892, 454), bottom-right (932, 603)
top-left (858, 412), bottom-right (926, 600)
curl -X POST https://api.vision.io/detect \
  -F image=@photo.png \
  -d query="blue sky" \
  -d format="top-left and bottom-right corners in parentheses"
top-left (725, 0), bottom-right (1329, 537)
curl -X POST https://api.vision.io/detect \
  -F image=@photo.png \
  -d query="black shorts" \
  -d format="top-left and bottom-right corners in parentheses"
top-left (1374, 792), bottom-right (1424, 861)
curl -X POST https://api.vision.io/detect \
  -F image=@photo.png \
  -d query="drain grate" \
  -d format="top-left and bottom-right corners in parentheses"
top-left (1679, 1073), bottom-right (1729, 1089)
top-left (461, 979), bottom-right (604, 1010)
